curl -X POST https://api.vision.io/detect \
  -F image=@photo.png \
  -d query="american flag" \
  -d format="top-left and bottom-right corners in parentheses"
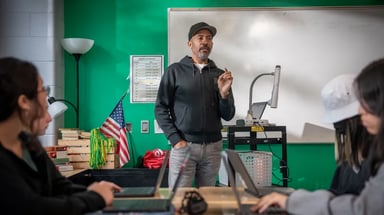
top-left (100, 99), bottom-right (129, 167)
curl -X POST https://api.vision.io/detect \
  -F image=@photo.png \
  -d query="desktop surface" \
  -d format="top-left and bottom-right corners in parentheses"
top-left (108, 187), bottom-right (260, 215)
top-left (85, 186), bottom-right (294, 214)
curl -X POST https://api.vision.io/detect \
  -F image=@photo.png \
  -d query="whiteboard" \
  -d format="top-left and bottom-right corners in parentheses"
top-left (168, 7), bottom-right (384, 143)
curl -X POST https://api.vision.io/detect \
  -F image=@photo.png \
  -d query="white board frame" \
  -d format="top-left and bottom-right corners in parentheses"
top-left (168, 6), bottom-right (384, 143)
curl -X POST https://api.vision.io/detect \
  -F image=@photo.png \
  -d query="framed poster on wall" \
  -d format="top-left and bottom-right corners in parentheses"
top-left (130, 55), bottom-right (163, 103)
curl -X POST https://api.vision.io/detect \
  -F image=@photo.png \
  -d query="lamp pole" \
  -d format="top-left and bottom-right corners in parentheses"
top-left (73, 53), bottom-right (82, 128)
top-left (248, 72), bottom-right (273, 117)
top-left (61, 38), bottom-right (94, 128)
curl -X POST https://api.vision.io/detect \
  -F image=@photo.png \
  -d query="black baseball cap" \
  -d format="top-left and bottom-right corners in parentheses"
top-left (188, 22), bottom-right (217, 41)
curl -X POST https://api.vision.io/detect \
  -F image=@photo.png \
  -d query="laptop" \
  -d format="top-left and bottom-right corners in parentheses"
top-left (222, 152), bottom-right (288, 215)
top-left (103, 147), bottom-right (191, 213)
top-left (251, 101), bottom-right (267, 120)
top-left (225, 149), bottom-right (294, 197)
top-left (114, 150), bottom-right (170, 197)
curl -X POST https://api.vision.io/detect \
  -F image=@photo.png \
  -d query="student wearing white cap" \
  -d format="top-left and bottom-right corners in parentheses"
top-left (321, 74), bottom-right (373, 195)
top-left (251, 58), bottom-right (384, 214)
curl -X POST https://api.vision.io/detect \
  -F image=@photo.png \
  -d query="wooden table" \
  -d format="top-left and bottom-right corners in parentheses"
top-left (85, 186), bottom-right (259, 214)
top-left (60, 168), bottom-right (87, 178)
top-left (154, 186), bottom-right (259, 214)
top-left (65, 170), bottom-right (261, 214)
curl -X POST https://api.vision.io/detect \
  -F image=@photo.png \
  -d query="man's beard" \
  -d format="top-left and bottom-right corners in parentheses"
top-left (198, 50), bottom-right (210, 61)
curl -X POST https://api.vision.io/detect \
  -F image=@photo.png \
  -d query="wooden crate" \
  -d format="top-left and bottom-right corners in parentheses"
top-left (58, 139), bottom-right (90, 147)
top-left (58, 139), bottom-right (119, 169)
top-left (71, 160), bottom-right (119, 169)
top-left (68, 154), bottom-right (117, 162)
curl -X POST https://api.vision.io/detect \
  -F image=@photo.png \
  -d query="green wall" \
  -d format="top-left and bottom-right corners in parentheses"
top-left (63, 0), bottom-right (382, 190)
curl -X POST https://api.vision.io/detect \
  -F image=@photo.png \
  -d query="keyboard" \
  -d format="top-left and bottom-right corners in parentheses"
top-left (240, 204), bottom-right (288, 215)
top-left (104, 199), bottom-right (171, 213)
top-left (114, 186), bottom-right (156, 197)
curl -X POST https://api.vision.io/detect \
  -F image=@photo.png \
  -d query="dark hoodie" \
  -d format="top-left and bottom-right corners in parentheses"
top-left (155, 56), bottom-right (235, 146)
top-left (0, 132), bottom-right (106, 215)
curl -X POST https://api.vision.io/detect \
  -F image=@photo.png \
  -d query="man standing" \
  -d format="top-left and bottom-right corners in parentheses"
top-left (155, 22), bottom-right (235, 188)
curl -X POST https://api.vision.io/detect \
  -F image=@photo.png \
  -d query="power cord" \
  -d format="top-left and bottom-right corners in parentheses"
top-left (253, 122), bottom-right (292, 184)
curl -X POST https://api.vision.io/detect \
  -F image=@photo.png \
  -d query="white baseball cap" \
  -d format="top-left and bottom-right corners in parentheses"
top-left (321, 74), bottom-right (359, 123)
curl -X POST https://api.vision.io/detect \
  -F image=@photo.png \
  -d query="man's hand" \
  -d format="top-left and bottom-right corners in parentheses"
top-left (174, 140), bottom-right (188, 149)
top-left (218, 68), bottom-right (233, 99)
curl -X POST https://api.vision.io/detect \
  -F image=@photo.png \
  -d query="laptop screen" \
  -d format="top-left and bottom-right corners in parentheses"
top-left (226, 149), bottom-right (260, 196)
top-left (251, 101), bottom-right (267, 120)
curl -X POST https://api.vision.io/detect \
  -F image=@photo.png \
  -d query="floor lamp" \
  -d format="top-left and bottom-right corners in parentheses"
top-left (61, 38), bottom-right (94, 128)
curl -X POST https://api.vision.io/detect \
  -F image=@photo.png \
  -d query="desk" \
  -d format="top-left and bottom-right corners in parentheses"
top-left (60, 168), bottom-right (87, 178)
top-left (227, 125), bottom-right (288, 187)
top-left (112, 186), bottom-right (259, 215)
top-left (66, 168), bottom-right (169, 187)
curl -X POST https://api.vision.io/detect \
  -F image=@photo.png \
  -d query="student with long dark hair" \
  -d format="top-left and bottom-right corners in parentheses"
top-left (251, 58), bottom-right (384, 214)
top-left (321, 74), bottom-right (373, 195)
top-left (0, 57), bottom-right (121, 215)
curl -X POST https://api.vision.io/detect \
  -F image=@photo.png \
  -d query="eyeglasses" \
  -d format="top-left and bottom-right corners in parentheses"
top-left (38, 86), bottom-right (50, 95)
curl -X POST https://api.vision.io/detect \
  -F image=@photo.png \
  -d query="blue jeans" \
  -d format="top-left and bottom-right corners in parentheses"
top-left (168, 140), bottom-right (222, 188)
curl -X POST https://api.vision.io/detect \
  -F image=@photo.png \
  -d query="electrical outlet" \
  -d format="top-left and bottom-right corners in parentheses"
top-left (141, 120), bottom-right (149, 133)
top-left (126, 122), bottom-right (132, 132)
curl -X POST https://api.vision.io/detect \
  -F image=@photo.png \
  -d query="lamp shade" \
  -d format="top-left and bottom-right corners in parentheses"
top-left (61, 38), bottom-right (94, 54)
top-left (48, 101), bottom-right (68, 119)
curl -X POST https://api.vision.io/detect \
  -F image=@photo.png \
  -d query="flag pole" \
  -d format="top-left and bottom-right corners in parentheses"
top-left (100, 88), bottom-right (131, 167)
top-left (109, 89), bottom-right (129, 111)
top-left (119, 88), bottom-right (129, 101)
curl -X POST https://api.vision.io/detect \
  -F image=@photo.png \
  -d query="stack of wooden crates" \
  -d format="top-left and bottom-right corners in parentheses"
top-left (58, 129), bottom-right (119, 169)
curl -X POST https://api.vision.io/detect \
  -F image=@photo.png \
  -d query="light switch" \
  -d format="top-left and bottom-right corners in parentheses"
top-left (141, 120), bottom-right (149, 133)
